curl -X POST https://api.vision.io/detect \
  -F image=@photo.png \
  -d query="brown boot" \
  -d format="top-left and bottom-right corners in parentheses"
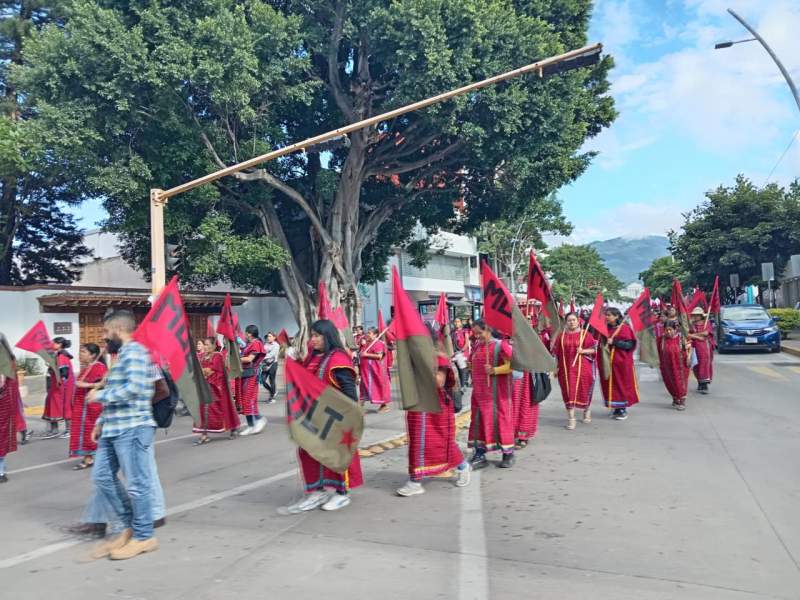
top-left (109, 537), bottom-right (159, 560)
top-left (90, 528), bottom-right (132, 559)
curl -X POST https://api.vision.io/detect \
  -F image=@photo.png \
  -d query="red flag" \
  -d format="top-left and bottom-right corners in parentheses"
top-left (686, 288), bottom-right (707, 313)
top-left (671, 279), bottom-right (688, 316)
top-left (276, 328), bottom-right (290, 347)
top-left (206, 317), bottom-right (215, 339)
top-left (133, 277), bottom-right (213, 419)
top-left (526, 251), bottom-right (562, 335)
top-left (285, 358), bottom-right (364, 473)
top-left (216, 293), bottom-right (236, 341)
top-left (433, 292), bottom-right (454, 356)
top-left (628, 289), bottom-right (656, 333)
top-left (332, 306), bottom-right (349, 330)
top-left (434, 292), bottom-right (448, 328)
top-left (15, 320), bottom-right (54, 354)
top-left (318, 281), bottom-right (334, 321)
top-left (378, 309), bottom-right (393, 343)
top-left (587, 292), bottom-right (609, 339)
top-left (481, 261), bottom-right (555, 372)
top-left (558, 300), bottom-right (565, 319)
top-left (569, 298), bottom-right (576, 314)
top-left (391, 266), bottom-right (439, 412)
top-left (708, 276), bottom-right (720, 315)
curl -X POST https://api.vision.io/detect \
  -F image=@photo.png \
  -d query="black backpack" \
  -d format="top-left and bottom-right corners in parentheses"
top-left (532, 372), bottom-right (552, 404)
top-left (152, 369), bottom-right (180, 429)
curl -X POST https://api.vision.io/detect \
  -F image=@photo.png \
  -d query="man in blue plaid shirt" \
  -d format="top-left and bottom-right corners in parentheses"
top-left (87, 310), bottom-right (159, 560)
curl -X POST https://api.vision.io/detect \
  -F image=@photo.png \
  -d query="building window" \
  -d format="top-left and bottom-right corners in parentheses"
top-left (402, 254), bottom-right (468, 281)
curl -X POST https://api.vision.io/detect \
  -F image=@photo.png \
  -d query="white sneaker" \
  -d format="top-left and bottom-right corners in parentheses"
top-left (321, 493), bottom-right (351, 511)
top-left (455, 465), bottom-right (471, 488)
top-left (396, 481), bottom-right (425, 497)
top-left (252, 417), bottom-right (267, 434)
top-left (282, 491), bottom-right (331, 514)
top-left (238, 426), bottom-right (254, 437)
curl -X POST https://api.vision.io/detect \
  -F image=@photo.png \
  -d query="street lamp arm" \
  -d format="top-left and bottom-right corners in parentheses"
top-left (727, 8), bottom-right (800, 114)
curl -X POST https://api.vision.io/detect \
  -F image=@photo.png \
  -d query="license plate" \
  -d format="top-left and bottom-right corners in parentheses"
top-left (745, 337), bottom-right (758, 344)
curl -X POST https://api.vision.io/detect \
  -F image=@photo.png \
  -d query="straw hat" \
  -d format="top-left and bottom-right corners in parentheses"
top-left (690, 306), bottom-right (706, 316)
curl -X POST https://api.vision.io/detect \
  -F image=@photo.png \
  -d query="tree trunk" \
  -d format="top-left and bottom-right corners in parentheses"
top-left (0, 182), bottom-right (18, 285)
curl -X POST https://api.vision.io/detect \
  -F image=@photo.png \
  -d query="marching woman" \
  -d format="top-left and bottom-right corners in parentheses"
top-left (284, 319), bottom-right (363, 513)
top-left (42, 337), bottom-right (76, 439)
top-left (397, 322), bottom-right (470, 497)
top-left (657, 320), bottom-right (691, 410)
top-left (359, 327), bottom-right (392, 413)
top-left (688, 307), bottom-right (715, 394)
top-left (468, 319), bottom-right (515, 469)
top-left (0, 369), bottom-right (21, 483)
top-left (512, 370), bottom-right (539, 448)
top-left (238, 325), bottom-right (267, 436)
top-left (193, 337), bottom-right (240, 444)
top-left (69, 344), bottom-right (108, 469)
top-left (553, 312), bottom-right (596, 430)
top-left (598, 308), bottom-right (639, 421)
top-left (452, 317), bottom-right (471, 389)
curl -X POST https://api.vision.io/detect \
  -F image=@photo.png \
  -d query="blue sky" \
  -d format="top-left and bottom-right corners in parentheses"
top-left (70, 0), bottom-right (800, 243)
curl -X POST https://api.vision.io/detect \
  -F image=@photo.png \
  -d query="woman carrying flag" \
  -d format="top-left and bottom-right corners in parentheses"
top-left (193, 337), bottom-right (240, 444)
top-left (598, 308), bottom-right (639, 421)
top-left (69, 344), bottom-right (108, 469)
top-left (657, 320), bottom-right (691, 410)
top-left (688, 307), bottom-right (715, 394)
top-left (284, 319), bottom-right (363, 513)
top-left (42, 337), bottom-right (76, 439)
top-left (238, 325), bottom-right (267, 436)
top-left (397, 322), bottom-right (470, 496)
top-left (358, 327), bottom-right (391, 413)
top-left (468, 320), bottom-right (515, 469)
top-left (553, 312), bottom-right (596, 430)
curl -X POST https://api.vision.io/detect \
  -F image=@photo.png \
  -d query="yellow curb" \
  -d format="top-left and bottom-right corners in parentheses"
top-left (379, 441), bottom-right (397, 450)
top-left (358, 449), bottom-right (373, 458)
top-left (24, 405), bottom-right (44, 417)
top-left (367, 445), bottom-right (385, 454)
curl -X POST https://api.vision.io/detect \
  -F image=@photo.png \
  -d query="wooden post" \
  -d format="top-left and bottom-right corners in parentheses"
top-left (150, 189), bottom-right (166, 297)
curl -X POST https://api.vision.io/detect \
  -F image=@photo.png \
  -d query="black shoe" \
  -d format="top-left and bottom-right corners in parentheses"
top-left (614, 409), bottom-right (628, 421)
top-left (0, 474), bottom-right (7, 483)
top-left (64, 522), bottom-right (106, 537)
top-left (153, 517), bottom-right (166, 528)
top-left (469, 454), bottom-right (488, 470)
top-left (498, 454), bottom-right (515, 468)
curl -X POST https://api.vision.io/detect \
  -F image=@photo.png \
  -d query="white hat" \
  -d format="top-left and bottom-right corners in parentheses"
top-left (690, 306), bottom-right (705, 316)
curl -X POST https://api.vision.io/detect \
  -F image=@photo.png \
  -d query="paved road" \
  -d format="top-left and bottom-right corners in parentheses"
top-left (2, 352), bottom-right (800, 599)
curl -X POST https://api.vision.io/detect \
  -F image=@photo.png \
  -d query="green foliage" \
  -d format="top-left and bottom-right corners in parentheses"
top-left (477, 193), bottom-right (572, 285)
top-left (639, 256), bottom-right (689, 300)
top-left (541, 244), bottom-right (622, 304)
top-left (768, 308), bottom-right (800, 340)
top-left (670, 175), bottom-right (800, 289)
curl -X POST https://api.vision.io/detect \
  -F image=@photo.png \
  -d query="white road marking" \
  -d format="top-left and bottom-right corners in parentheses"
top-left (7, 433), bottom-right (197, 475)
top-left (458, 470), bottom-right (489, 600)
top-left (0, 468), bottom-right (297, 570)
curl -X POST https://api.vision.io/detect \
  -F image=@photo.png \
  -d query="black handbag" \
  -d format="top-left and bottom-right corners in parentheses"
top-left (532, 372), bottom-right (552, 404)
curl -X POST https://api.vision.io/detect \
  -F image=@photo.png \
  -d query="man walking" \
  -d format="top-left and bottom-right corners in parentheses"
top-left (88, 310), bottom-right (159, 560)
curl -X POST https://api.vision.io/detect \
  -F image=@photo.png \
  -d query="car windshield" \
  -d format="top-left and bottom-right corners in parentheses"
top-left (721, 307), bottom-right (769, 321)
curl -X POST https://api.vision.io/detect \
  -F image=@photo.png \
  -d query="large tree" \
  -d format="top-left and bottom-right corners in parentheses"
top-left (1, 0), bottom-right (90, 284)
top-left (639, 256), bottom-right (689, 300)
top-left (477, 193), bottom-right (572, 291)
top-left (670, 175), bottom-right (800, 289)
top-left (541, 243), bottom-right (622, 304)
top-left (16, 0), bottom-right (615, 337)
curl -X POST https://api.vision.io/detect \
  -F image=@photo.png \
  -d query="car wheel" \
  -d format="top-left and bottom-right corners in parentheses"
top-left (717, 347), bottom-right (727, 354)
top-left (770, 346), bottom-right (781, 353)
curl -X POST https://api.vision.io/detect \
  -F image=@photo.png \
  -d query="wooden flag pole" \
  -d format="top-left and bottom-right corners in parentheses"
top-left (149, 43), bottom-right (603, 295)
top-left (362, 325), bottom-right (392, 355)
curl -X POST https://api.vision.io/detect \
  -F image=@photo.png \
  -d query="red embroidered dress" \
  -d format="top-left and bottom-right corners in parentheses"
top-left (598, 324), bottom-right (640, 409)
top-left (69, 361), bottom-right (108, 457)
top-left (43, 351), bottom-right (76, 422)
top-left (236, 339), bottom-right (265, 416)
top-left (468, 339), bottom-right (515, 452)
top-left (553, 329), bottom-right (596, 409)
top-left (194, 352), bottom-right (240, 433)
top-left (658, 333), bottom-right (690, 402)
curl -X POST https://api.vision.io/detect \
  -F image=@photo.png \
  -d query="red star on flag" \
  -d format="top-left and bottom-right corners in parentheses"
top-left (339, 429), bottom-right (357, 450)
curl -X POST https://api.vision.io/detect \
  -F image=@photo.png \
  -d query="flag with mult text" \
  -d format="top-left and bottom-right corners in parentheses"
top-left (391, 266), bottom-right (440, 413)
top-left (216, 293), bottom-right (243, 378)
top-left (15, 320), bottom-right (58, 378)
top-left (134, 276), bottom-right (214, 421)
top-left (285, 357), bottom-right (364, 473)
top-left (482, 261), bottom-right (556, 373)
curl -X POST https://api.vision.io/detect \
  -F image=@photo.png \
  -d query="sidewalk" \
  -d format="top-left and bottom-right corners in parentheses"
top-left (782, 337), bottom-right (800, 358)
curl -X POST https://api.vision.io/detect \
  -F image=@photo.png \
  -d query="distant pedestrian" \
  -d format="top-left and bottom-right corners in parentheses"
top-left (193, 337), bottom-right (240, 443)
top-left (688, 307), bottom-right (714, 394)
top-left (657, 320), bottom-right (691, 410)
top-left (452, 318), bottom-right (471, 388)
top-left (69, 344), bottom-right (108, 469)
top-left (359, 327), bottom-right (391, 413)
top-left (237, 325), bottom-right (267, 436)
top-left (41, 337), bottom-right (76, 439)
top-left (87, 310), bottom-right (159, 560)
top-left (597, 308), bottom-right (639, 421)
top-left (553, 312), bottom-right (596, 430)
top-left (260, 332), bottom-right (280, 403)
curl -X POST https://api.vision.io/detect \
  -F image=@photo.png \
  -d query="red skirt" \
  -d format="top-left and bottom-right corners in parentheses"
top-left (469, 374), bottom-right (515, 452)
top-left (692, 339), bottom-right (713, 383)
top-left (193, 391), bottom-right (240, 433)
top-left (237, 376), bottom-right (260, 416)
top-left (512, 374), bottom-right (540, 441)
top-left (298, 447), bottom-right (363, 493)
top-left (406, 393), bottom-right (463, 479)
top-left (69, 390), bottom-right (103, 457)
top-left (1, 382), bottom-right (19, 458)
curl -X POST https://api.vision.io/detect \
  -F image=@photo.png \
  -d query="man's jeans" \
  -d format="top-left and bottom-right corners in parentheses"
top-left (92, 425), bottom-right (156, 540)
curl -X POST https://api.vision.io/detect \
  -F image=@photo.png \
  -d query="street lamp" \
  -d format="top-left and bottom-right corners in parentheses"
top-left (715, 8), bottom-right (800, 114)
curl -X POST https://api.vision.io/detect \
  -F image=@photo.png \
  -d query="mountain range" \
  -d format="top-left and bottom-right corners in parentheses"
top-left (589, 235), bottom-right (671, 285)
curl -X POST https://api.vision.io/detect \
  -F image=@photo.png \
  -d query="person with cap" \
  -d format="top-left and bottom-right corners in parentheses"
top-left (688, 307), bottom-right (715, 394)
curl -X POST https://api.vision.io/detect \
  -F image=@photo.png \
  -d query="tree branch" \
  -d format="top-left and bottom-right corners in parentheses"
top-left (365, 140), bottom-right (464, 177)
top-left (326, 1), bottom-right (355, 122)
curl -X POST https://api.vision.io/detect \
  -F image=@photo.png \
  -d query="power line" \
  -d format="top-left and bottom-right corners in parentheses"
top-left (764, 128), bottom-right (799, 186)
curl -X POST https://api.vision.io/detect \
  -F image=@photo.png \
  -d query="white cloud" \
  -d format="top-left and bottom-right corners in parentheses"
top-left (568, 201), bottom-right (689, 244)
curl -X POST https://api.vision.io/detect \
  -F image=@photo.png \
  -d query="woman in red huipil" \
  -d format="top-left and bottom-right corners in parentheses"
top-left (42, 337), bottom-right (76, 439)
top-left (69, 343), bottom-right (108, 469)
top-left (658, 320), bottom-right (691, 410)
top-left (283, 319), bottom-right (363, 513)
top-left (238, 325), bottom-right (267, 436)
top-left (468, 320), bottom-right (516, 469)
top-left (397, 322), bottom-right (470, 497)
top-left (597, 308), bottom-right (639, 421)
top-left (193, 337), bottom-right (241, 444)
top-left (0, 369), bottom-right (21, 483)
top-left (359, 327), bottom-right (391, 413)
top-left (688, 307), bottom-right (715, 394)
top-left (553, 312), bottom-right (596, 430)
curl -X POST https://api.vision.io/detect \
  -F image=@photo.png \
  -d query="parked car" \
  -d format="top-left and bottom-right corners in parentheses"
top-left (717, 304), bottom-right (781, 353)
